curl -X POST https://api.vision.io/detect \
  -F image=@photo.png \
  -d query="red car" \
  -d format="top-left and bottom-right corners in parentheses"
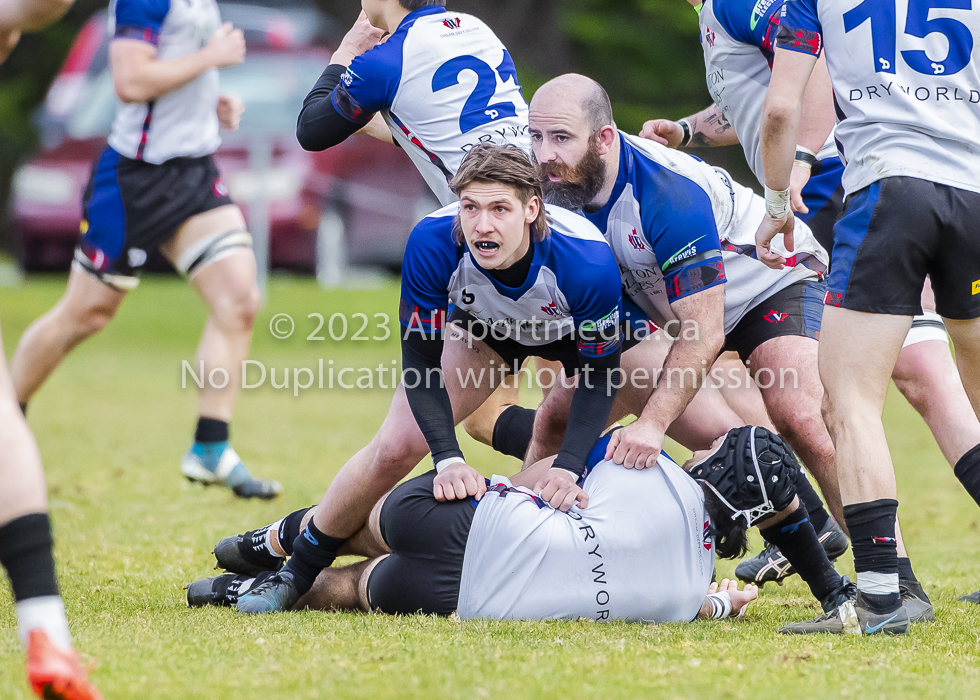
top-left (13, 3), bottom-right (435, 273)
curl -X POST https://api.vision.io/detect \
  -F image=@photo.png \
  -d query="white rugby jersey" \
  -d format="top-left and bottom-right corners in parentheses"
top-left (698, 0), bottom-right (837, 185)
top-left (334, 7), bottom-right (530, 205)
top-left (457, 437), bottom-right (714, 623)
top-left (584, 134), bottom-right (827, 334)
top-left (400, 203), bottom-right (622, 356)
top-left (108, 0), bottom-right (222, 164)
top-left (778, 0), bottom-right (980, 196)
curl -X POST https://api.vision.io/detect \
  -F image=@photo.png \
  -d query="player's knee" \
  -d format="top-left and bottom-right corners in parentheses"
top-left (893, 347), bottom-right (952, 415)
top-left (67, 302), bottom-right (116, 341)
top-left (214, 283), bottom-right (260, 332)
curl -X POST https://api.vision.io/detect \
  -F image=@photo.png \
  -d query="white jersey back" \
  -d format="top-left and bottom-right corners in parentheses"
top-left (457, 454), bottom-right (714, 623)
top-left (698, 0), bottom-right (836, 186)
top-left (778, 0), bottom-right (980, 196)
top-left (337, 7), bottom-right (530, 205)
top-left (108, 0), bottom-right (221, 164)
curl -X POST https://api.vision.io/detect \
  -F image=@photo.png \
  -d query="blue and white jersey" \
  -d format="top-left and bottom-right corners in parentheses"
top-left (586, 134), bottom-right (827, 334)
top-left (457, 437), bottom-right (714, 623)
top-left (334, 7), bottom-right (530, 205)
top-left (778, 0), bottom-right (980, 197)
top-left (698, 0), bottom-right (838, 185)
top-left (108, 0), bottom-right (222, 164)
top-left (400, 204), bottom-right (622, 356)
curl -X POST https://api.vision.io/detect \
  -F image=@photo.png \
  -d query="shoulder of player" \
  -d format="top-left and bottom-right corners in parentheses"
top-left (620, 134), bottom-right (714, 210)
top-left (710, 0), bottom-right (785, 46)
top-left (542, 205), bottom-right (606, 244)
top-left (405, 204), bottom-right (461, 257)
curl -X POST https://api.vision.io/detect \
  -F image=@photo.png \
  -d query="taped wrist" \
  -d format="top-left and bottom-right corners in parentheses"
top-left (765, 185), bottom-right (791, 219)
top-left (705, 591), bottom-right (732, 618)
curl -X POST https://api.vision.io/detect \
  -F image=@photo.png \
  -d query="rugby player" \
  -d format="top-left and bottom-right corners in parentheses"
top-left (640, 1), bottom-right (973, 609)
top-left (187, 426), bottom-right (854, 631)
top-left (1, 2), bottom-right (103, 696)
top-left (755, 0), bottom-right (980, 631)
top-left (230, 145), bottom-right (626, 614)
top-left (9, 0), bottom-right (279, 499)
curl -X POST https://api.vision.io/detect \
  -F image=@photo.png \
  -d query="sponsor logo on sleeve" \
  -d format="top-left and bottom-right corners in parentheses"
top-left (662, 236), bottom-right (706, 271)
top-left (750, 0), bottom-right (779, 31)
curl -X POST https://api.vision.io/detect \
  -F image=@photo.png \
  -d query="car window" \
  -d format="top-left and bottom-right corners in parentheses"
top-left (63, 54), bottom-right (326, 140)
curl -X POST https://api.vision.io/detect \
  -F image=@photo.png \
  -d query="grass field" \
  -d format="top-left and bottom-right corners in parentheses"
top-left (1, 275), bottom-right (979, 699)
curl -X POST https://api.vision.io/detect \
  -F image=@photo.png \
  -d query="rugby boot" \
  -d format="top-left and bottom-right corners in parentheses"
top-left (25, 629), bottom-right (103, 700)
top-left (958, 589), bottom-right (980, 604)
top-left (780, 590), bottom-right (909, 635)
top-left (182, 442), bottom-right (281, 500)
top-left (900, 578), bottom-right (935, 623)
top-left (186, 571), bottom-right (277, 608)
top-left (236, 570), bottom-right (301, 615)
top-left (736, 516), bottom-right (848, 585)
top-left (213, 526), bottom-right (285, 577)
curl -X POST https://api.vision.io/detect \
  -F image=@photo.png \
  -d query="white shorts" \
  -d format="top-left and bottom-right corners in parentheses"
top-left (903, 311), bottom-right (948, 349)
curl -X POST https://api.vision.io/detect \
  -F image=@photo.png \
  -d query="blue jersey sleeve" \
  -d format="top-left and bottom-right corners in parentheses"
top-left (331, 38), bottom-right (404, 125)
top-left (114, 0), bottom-right (170, 46)
top-left (776, 0), bottom-right (823, 56)
top-left (399, 215), bottom-right (461, 334)
top-left (566, 245), bottom-right (623, 359)
top-left (714, 0), bottom-right (785, 50)
top-left (639, 173), bottom-right (726, 305)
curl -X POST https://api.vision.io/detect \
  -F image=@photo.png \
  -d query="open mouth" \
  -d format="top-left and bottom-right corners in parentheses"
top-left (474, 240), bottom-right (500, 252)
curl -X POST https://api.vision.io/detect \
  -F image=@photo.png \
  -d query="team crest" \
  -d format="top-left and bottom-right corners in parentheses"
top-left (442, 17), bottom-right (461, 29)
top-left (704, 27), bottom-right (715, 48)
top-left (763, 309), bottom-right (788, 324)
top-left (540, 301), bottom-right (561, 317)
top-left (703, 520), bottom-right (713, 551)
top-left (628, 229), bottom-right (645, 250)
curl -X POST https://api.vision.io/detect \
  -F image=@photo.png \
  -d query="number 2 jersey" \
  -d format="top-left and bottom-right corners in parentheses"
top-left (331, 6), bottom-right (530, 204)
top-left (457, 437), bottom-right (714, 623)
top-left (778, 0), bottom-right (980, 197)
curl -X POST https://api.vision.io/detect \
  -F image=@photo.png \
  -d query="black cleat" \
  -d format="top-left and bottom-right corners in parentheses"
top-left (781, 591), bottom-right (909, 635)
top-left (213, 528), bottom-right (285, 577)
top-left (186, 573), bottom-right (239, 608)
top-left (958, 589), bottom-right (980, 604)
top-left (236, 570), bottom-right (301, 615)
top-left (736, 516), bottom-right (849, 585)
top-left (900, 578), bottom-right (934, 623)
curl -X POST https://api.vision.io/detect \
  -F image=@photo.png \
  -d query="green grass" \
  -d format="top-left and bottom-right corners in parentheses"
top-left (1, 275), bottom-right (979, 699)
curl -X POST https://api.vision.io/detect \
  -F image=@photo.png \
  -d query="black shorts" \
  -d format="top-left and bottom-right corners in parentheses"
top-left (826, 177), bottom-right (980, 319)
top-left (75, 147), bottom-right (233, 283)
top-left (365, 471), bottom-right (477, 616)
top-left (724, 280), bottom-right (824, 362)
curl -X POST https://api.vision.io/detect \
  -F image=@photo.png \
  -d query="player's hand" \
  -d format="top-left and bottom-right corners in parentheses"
top-left (708, 578), bottom-right (758, 618)
top-left (605, 420), bottom-right (664, 469)
top-left (0, 26), bottom-right (21, 65)
top-left (207, 22), bottom-right (246, 69)
top-left (755, 213), bottom-right (795, 269)
top-left (216, 94), bottom-right (244, 130)
top-left (533, 467), bottom-right (588, 511)
top-left (433, 462), bottom-right (487, 502)
top-left (790, 164), bottom-right (812, 215)
top-left (333, 11), bottom-right (385, 66)
top-left (639, 119), bottom-right (683, 149)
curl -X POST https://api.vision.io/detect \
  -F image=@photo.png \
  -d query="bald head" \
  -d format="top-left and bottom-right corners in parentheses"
top-left (531, 74), bottom-right (615, 133)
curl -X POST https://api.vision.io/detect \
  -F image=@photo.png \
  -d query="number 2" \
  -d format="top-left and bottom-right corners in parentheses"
top-left (432, 52), bottom-right (520, 134)
top-left (844, 0), bottom-right (974, 76)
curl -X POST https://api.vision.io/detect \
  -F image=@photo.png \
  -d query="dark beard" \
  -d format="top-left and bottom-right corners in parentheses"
top-left (535, 139), bottom-right (606, 211)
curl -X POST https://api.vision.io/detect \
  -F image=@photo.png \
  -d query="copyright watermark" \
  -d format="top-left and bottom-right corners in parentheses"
top-left (269, 313), bottom-right (295, 340)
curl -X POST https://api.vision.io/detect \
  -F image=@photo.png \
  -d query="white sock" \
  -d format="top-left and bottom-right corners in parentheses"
top-left (266, 519), bottom-right (286, 557)
top-left (17, 596), bottom-right (72, 652)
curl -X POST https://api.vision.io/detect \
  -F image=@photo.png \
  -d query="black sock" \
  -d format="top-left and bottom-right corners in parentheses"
top-left (897, 557), bottom-right (916, 583)
top-left (844, 499), bottom-right (901, 614)
top-left (283, 521), bottom-right (346, 594)
top-left (954, 443), bottom-right (980, 508)
top-left (0, 513), bottom-right (60, 602)
top-left (759, 504), bottom-right (843, 605)
top-left (492, 406), bottom-right (535, 460)
top-left (276, 507), bottom-right (315, 557)
top-left (792, 469), bottom-right (831, 533)
top-left (195, 417), bottom-right (229, 444)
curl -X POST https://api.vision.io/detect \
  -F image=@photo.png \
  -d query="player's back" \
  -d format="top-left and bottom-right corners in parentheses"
top-left (778, 0), bottom-right (980, 196)
top-left (456, 453), bottom-right (714, 623)
top-left (108, 0), bottom-right (222, 164)
top-left (340, 7), bottom-right (529, 204)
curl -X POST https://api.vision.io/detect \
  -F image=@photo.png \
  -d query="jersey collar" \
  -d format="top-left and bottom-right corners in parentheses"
top-left (398, 4), bottom-right (448, 30)
top-left (467, 232), bottom-right (548, 302)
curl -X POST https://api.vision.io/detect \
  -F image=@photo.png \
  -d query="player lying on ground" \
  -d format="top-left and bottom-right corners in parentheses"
top-left (189, 426), bottom-right (857, 632)
top-left (10, 0), bottom-right (278, 499)
top-left (640, 0), bottom-right (978, 600)
top-left (229, 145), bottom-right (633, 614)
top-left (755, 0), bottom-right (980, 627)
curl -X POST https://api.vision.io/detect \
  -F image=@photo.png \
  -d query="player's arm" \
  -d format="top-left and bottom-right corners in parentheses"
top-left (640, 103), bottom-right (739, 149)
top-left (295, 11), bottom-right (386, 151)
top-left (110, 22), bottom-right (244, 104)
top-left (756, 0), bottom-right (822, 268)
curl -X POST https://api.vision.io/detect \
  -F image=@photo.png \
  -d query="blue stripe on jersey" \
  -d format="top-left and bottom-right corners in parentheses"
top-left (333, 5), bottom-right (447, 121)
top-left (585, 433), bottom-right (612, 472)
top-left (776, 0), bottom-right (823, 56)
top-left (826, 181), bottom-right (883, 301)
top-left (399, 212), bottom-right (462, 329)
top-left (83, 148), bottom-right (127, 259)
top-left (713, 0), bottom-right (784, 48)
top-left (797, 156), bottom-right (844, 224)
top-left (114, 0), bottom-right (170, 44)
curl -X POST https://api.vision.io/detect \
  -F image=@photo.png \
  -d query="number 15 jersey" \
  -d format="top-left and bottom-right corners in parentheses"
top-left (335, 6), bottom-right (530, 205)
top-left (778, 0), bottom-right (980, 197)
